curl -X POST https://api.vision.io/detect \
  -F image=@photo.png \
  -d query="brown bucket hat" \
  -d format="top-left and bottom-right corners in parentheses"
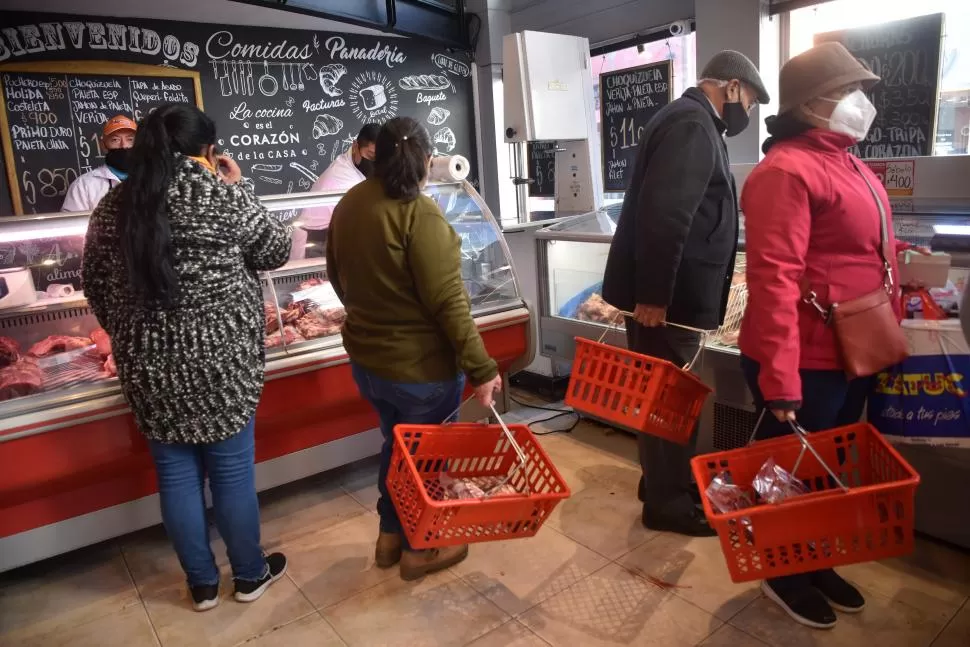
top-left (778, 41), bottom-right (880, 114)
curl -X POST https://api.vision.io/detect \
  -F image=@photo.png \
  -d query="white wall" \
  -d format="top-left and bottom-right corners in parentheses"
top-left (510, 0), bottom-right (694, 47)
top-left (1, 0), bottom-right (385, 35)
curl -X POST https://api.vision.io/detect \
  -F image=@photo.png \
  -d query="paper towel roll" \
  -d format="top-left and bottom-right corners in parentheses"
top-left (46, 283), bottom-right (75, 298)
top-left (429, 155), bottom-right (470, 182)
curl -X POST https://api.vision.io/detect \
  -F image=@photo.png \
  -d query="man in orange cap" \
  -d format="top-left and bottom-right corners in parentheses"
top-left (62, 115), bottom-right (137, 212)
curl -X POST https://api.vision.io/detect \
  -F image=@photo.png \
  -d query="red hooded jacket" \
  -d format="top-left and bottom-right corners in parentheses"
top-left (739, 129), bottom-right (901, 404)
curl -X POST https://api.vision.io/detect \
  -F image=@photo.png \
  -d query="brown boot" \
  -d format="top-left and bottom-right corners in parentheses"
top-left (375, 532), bottom-right (403, 569)
top-left (399, 545), bottom-right (469, 581)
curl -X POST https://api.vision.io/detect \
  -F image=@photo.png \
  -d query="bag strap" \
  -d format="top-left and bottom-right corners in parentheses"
top-left (848, 157), bottom-right (894, 291)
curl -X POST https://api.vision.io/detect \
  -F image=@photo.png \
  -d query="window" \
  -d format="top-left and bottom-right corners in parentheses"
top-left (788, 0), bottom-right (970, 155)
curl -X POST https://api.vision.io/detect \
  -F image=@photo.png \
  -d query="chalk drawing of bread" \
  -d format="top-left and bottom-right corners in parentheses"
top-left (433, 127), bottom-right (457, 153)
top-left (399, 74), bottom-right (451, 91)
top-left (427, 106), bottom-right (451, 126)
top-left (312, 114), bottom-right (344, 139)
top-left (318, 64), bottom-right (347, 97)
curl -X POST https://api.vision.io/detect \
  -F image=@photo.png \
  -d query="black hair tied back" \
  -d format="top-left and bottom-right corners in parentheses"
top-left (118, 103), bottom-right (216, 308)
top-left (374, 117), bottom-right (433, 202)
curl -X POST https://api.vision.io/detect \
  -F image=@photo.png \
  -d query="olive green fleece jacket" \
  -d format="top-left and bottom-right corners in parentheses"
top-left (326, 178), bottom-right (498, 386)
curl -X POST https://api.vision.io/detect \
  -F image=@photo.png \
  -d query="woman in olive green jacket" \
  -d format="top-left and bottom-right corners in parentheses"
top-left (327, 117), bottom-right (502, 581)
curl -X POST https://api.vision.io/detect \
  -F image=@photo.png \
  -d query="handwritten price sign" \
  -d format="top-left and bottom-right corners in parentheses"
top-left (866, 159), bottom-right (916, 197)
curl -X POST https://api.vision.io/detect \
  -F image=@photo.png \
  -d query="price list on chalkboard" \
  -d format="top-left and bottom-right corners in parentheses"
top-left (816, 13), bottom-right (944, 159)
top-left (599, 61), bottom-right (672, 192)
top-left (527, 141), bottom-right (556, 198)
top-left (1, 65), bottom-right (199, 214)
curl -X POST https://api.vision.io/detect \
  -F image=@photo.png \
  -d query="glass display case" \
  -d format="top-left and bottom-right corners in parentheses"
top-left (0, 180), bottom-right (525, 424)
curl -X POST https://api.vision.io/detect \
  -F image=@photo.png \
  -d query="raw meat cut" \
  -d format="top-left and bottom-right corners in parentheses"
top-left (265, 325), bottom-right (305, 349)
top-left (90, 328), bottom-right (112, 357)
top-left (28, 335), bottom-right (93, 357)
top-left (281, 302), bottom-right (305, 324)
top-left (0, 337), bottom-right (20, 368)
top-left (294, 308), bottom-right (344, 339)
top-left (576, 293), bottom-right (620, 324)
top-left (265, 302), bottom-right (280, 333)
top-left (0, 358), bottom-right (43, 401)
top-left (298, 277), bottom-right (324, 291)
top-left (103, 354), bottom-right (117, 377)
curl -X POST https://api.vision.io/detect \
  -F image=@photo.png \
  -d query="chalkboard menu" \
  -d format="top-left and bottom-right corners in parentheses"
top-left (816, 13), bottom-right (944, 158)
top-left (527, 141), bottom-right (556, 197)
top-left (599, 61), bottom-right (672, 192)
top-left (0, 62), bottom-right (202, 214)
top-left (0, 11), bottom-right (477, 217)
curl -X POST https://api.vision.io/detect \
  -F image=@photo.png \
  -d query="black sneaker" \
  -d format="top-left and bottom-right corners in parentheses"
top-left (190, 583), bottom-right (219, 612)
top-left (761, 580), bottom-right (837, 629)
top-left (234, 553), bottom-right (287, 603)
top-left (642, 505), bottom-right (717, 537)
top-left (812, 569), bottom-right (866, 613)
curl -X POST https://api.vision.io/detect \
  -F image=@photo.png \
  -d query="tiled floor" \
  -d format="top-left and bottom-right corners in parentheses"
top-left (1, 410), bottom-right (968, 647)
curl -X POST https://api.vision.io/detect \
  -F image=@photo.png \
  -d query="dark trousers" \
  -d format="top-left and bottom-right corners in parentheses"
top-left (626, 321), bottom-right (702, 517)
top-left (740, 354), bottom-right (871, 594)
top-left (351, 363), bottom-right (465, 551)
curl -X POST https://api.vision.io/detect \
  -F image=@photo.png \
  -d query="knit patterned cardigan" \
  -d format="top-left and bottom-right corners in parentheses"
top-left (82, 157), bottom-right (292, 444)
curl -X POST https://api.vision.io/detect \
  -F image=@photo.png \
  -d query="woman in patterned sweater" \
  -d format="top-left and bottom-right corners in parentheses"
top-left (82, 103), bottom-right (292, 612)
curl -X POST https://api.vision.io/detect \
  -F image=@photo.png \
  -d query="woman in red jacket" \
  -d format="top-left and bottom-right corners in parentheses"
top-left (739, 42), bottom-right (900, 629)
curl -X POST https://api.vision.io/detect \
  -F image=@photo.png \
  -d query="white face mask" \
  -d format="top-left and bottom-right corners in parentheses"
top-left (810, 89), bottom-right (877, 141)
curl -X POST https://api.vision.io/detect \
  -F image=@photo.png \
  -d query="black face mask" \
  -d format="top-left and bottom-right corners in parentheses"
top-left (723, 101), bottom-right (750, 138)
top-left (104, 148), bottom-right (132, 172)
top-left (355, 157), bottom-right (375, 178)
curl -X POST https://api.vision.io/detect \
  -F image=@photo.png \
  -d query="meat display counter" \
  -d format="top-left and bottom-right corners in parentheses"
top-left (0, 180), bottom-right (533, 572)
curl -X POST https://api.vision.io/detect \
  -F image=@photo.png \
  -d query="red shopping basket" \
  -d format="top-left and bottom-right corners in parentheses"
top-left (691, 422), bottom-right (920, 583)
top-left (565, 337), bottom-right (711, 444)
top-left (386, 420), bottom-right (571, 550)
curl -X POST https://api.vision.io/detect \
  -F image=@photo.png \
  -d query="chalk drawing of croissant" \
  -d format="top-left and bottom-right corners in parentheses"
top-left (399, 74), bottom-right (451, 91)
top-left (433, 127), bottom-right (457, 153)
top-left (319, 64), bottom-right (348, 98)
top-left (313, 114), bottom-right (344, 139)
top-left (427, 107), bottom-right (451, 126)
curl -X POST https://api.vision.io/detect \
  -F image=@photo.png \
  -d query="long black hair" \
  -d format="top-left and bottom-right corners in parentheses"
top-left (374, 117), bottom-right (433, 201)
top-left (119, 103), bottom-right (216, 307)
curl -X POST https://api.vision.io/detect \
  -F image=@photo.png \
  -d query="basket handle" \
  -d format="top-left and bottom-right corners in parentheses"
top-left (609, 310), bottom-right (711, 372)
top-left (748, 410), bottom-right (850, 493)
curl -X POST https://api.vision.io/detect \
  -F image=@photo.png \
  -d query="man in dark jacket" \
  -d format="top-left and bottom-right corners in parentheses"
top-left (602, 50), bottom-right (769, 536)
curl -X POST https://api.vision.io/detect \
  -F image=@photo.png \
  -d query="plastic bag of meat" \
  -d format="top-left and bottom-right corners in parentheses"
top-left (753, 457), bottom-right (808, 505)
top-left (438, 474), bottom-right (522, 500)
top-left (0, 336), bottom-right (21, 368)
top-left (0, 358), bottom-right (43, 401)
top-left (577, 293), bottom-right (621, 324)
top-left (28, 335), bottom-right (93, 358)
top-left (90, 328), bottom-right (112, 358)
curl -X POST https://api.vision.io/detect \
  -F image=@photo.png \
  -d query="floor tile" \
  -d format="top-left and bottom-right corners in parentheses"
top-left (518, 563), bottom-right (721, 647)
top-left (282, 514), bottom-right (399, 609)
top-left (696, 624), bottom-right (770, 647)
top-left (932, 602), bottom-right (970, 647)
top-left (121, 526), bottom-right (229, 599)
top-left (0, 543), bottom-right (141, 644)
top-left (451, 526), bottom-right (609, 616)
top-left (16, 604), bottom-right (159, 647)
top-left (465, 619), bottom-right (550, 646)
top-left (258, 473), bottom-right (370, 545)
top-left (619, 532), bottom-right (759, 621)
top-left (545, 480), bottom-right (656, 560)
top-left (237, 612), bottom-right (345, 646)
top-left (336, 457), bottom-right (382, 511)
top-left (142, 570), bottom-right (315, 647)
top-left (323, 570), bottom-right (509, 647)
top-left (839, 538), bottom-right (970, 615)
top-left (731, 586), bottom-right (956, 647)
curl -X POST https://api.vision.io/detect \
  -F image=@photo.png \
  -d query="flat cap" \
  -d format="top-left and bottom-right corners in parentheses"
top-left (700, 50), bottom-right (770, 104)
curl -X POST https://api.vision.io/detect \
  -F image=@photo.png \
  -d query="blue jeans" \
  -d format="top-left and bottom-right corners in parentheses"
top-left (148, 419), bottom-right (266, 587)
top-left (740, 355), bottom-right (872, 594)
top-left (351, 364), bottom-right (465, 551)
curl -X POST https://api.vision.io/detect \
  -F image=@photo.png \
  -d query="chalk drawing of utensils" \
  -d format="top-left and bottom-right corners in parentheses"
top-left (282, 63), bottom-right (289, 92)
top-left (286, 180), bottom-right (294, 194)
top-left (258, 175), bottom-right (282, 185)
top-left (247, 61), bottom-right (255, 95)
top-left (252, 163), bottom-right (283, 173)
top-left (220, 61), bottom-right (232, 96)
top-left (301, 63), bottom-right (317, 80)
top-left (211, 60), bottom-right (219, 80)
top-left (289, 162), bottom-right (318, 183)
top-left (294, 64), bottom-right (304, 91)
top-left (259, 61), bottom-right (278, 97)
top-left (231, 61), bottom-right (240, 94)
